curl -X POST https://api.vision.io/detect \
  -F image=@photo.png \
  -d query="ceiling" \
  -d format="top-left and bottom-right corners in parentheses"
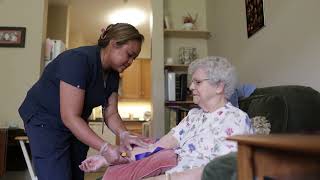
top-left (48, 0), bottom-right (151, 47)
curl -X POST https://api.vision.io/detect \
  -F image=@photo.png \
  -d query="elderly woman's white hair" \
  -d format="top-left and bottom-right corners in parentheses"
top-left (188, 56), bottom-right (237, 98)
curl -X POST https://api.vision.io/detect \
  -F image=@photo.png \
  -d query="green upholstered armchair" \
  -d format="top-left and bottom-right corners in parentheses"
top-left (202, 85), bottom-right (320, 180)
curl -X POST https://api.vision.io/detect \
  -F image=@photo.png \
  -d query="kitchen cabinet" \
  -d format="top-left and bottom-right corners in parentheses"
top-left (120, 58), bottom-right (151, 99)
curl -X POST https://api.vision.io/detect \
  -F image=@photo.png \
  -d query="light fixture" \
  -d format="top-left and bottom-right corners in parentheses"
top-left (106, 8), bottom-right (146, 26)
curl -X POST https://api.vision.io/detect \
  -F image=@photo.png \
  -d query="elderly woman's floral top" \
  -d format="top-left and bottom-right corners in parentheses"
top-left (166, 102), bottom-right (254, 173)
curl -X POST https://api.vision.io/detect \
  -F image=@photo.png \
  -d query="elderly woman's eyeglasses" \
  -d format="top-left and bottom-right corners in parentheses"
top-left (190, 78), bottom-right (209, 86)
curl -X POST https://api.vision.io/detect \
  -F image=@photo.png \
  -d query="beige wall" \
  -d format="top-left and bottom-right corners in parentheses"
top-left (150, 0), bottom-right (165, 138)
top-left (0, 0), bottom-right (47, 128)
top-left (47, 4), bottom-right (69, 45)
top-left (207, 0), bottom-right (320, 91)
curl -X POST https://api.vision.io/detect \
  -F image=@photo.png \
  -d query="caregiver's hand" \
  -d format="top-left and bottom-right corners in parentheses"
top-left (119, 131), bottom-right (150, 153)
top-left (100, 143), bottom-right (129, 165)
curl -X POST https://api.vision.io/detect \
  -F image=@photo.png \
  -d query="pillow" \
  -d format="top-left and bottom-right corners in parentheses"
top-left (102, 149), bottom-right (177, 180)
top-left (251, 116), bottom-right (271, 135)
top-left (241, 95), bottom-right (288, 133)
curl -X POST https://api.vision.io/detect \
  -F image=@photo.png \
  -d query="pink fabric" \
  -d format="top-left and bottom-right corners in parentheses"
top-left (103, 149), bottom-right (177, 180)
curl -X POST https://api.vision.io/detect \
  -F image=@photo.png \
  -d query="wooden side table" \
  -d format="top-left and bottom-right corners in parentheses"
top-left (0, 128), bottom-right (8, 177)
top-left (228, 134), bottom-right (320, 180)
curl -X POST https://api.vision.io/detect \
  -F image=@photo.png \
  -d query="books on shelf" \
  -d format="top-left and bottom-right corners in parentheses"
top-left (165, 71), bottom-right (188, 101)
top-left (166, 72), bottom-right (176, 101)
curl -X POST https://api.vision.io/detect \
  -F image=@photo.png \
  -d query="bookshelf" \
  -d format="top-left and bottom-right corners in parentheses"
top-left (164, 64), bottom-right (188, 71)
top-left (165, 100), bottom-right (195, 108)
top-left (164, 65), bottom-right (191, 133)
top-left (163, 0), bottom-right (210, 133)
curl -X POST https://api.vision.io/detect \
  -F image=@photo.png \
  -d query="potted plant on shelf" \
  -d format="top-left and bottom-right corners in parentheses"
top-left (182, 13), bottom-right (198, 30)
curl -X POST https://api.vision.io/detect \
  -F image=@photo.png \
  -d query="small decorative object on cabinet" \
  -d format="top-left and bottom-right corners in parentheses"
top-left (164, 15), bottom-right (171, 29)
top-left (178, 47), bottom-right (197, 65)
top-left (182, 13), bottom-right (198, 30)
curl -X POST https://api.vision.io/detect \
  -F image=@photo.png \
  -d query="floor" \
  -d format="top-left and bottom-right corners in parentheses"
top-left (0, 170), bottom-right (104, 180)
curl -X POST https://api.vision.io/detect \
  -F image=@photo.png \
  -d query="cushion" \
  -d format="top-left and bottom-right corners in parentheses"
top-left (102, 149), bottom-right (177, 180)
top-left (240, 95), bottom-right (288, 133)
top-left (251, 116), bottom-right (271, 135)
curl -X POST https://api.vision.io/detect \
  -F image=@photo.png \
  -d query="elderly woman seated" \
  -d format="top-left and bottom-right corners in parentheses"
top-left (79, 56), bottom-right (254, 180)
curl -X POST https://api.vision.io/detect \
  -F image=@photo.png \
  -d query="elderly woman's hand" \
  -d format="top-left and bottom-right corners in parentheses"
top-left (119, 131), bottom-right (150, 153)
top-left (100, 143), bottom-right (130, 165)
top-left (79, 155), bottom-right (108, 172)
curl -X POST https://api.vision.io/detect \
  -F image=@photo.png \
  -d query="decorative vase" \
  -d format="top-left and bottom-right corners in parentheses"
top-left (183, 23), bottom-right (194, 30)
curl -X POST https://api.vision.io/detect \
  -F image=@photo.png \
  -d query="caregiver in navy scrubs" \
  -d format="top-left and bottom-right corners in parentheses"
top-left (18, 23), bottom-right (148, 180)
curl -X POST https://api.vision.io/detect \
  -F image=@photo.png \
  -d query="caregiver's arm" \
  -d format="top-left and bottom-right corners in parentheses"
top-left (130, 131), bottom-right (179, 160)
top-left (105, 92), bottom-right (148, 150)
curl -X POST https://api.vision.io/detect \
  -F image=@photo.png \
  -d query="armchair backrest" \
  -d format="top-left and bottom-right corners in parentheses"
top-left (239, 85), bottom-right (320, 133)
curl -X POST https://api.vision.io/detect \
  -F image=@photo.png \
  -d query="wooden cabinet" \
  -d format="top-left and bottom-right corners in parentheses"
top-left (0, 129), bottom-right (7, 177)
top-left (140, 59), bottom-right (151, 98)
top-left (120, 58), bottom-right (151, 99)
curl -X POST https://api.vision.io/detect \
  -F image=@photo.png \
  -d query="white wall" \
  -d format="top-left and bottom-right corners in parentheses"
top-left (207, 0), bottom-right (320, 91)
top-left (0, 0), bottom-right (48, 128)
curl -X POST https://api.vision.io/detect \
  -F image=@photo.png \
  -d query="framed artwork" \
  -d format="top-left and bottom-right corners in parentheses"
top-left (0, 27), bottom-right (26, 47)
top-left (245, 0), bottom-right (265, 38)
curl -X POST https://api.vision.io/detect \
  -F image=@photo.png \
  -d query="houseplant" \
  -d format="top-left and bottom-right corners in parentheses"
top-left (182, 13), bottom-right (198, 30)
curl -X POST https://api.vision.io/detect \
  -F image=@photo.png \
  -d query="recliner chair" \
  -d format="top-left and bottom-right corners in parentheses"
top-left (202, 85), bottom-right (320, 180)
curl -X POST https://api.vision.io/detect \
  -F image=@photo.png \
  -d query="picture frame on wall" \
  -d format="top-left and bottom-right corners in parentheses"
top-left (0, 27), bottom-right (26, 48)
top-left (245, 0), bottom-right (265, 38)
